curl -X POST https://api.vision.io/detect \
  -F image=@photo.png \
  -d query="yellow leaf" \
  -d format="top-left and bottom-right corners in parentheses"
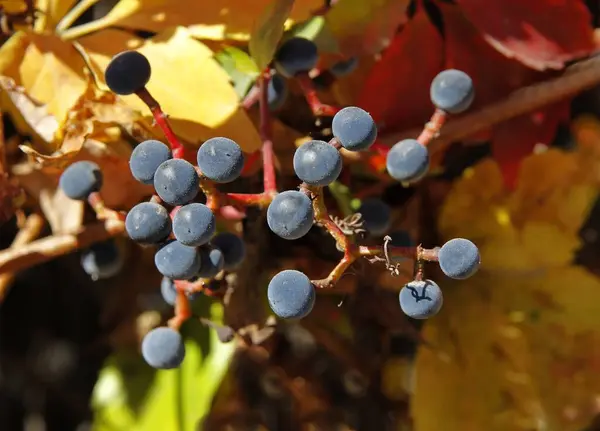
top-left (249, 0), bottom-right (294, 71)
top-left (35, 0), bottom-right (78, 30)
top-left (61, 0), bottom-right (321, 42)
top-left (325, 0), bottom-right (410, 55)
top-left (79, 27), bottom-right (262, 151)
top-left (0, 31), bottom-right (88, 127)
top-left (1, 0), bottom-right (27, 13)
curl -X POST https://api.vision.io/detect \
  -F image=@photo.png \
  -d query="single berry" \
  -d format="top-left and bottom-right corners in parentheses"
top-left (430, 69), bottom-right (474, 114)
top-left (129, 140), bottom-right (172, 185)
top-left (154, 240), bottom-right (201, 280)
top-left (268, 73), bottom-right (288, 111)
top-left (196, 247), bottom-right (225, 279)
top-left (267, 270), bottom-right (315, 319)
top-left (386, 139), bottom-right (429, 183)
top-left (104, 50), bottom-right (151, 95)
top-left (399, 279), bottom-right (443, 319)
top-left (267, 190), bottom-right (314, 240)
top-left (125, 202), bottom-right (171, 244)
top-left (274, 37), bottom-right (319, 78)
top-left (437, 238), bottom-right (480, 279)
top-left (59, 161), bottom-right (103, 200)
top-left (330, 57), bottom-right (358, 77)
top-left (357, 198), bottom-right (392, 236)
top-left (80, 240), bottom-right (124, 281)
top-left (293, 140), bottom-right (342, 186)
top-left (172, 203), bottom-right (216, 247)
top-left (141, 327), bottom-right (185, 369)
top-left (197, 137), bottom-right (244, 184)
top-left (331, 107), bottom-right (377, 151)
top-left (388, 230), bottom-right (414, 247)
top-left (153, 158), bottom-right (199, 206)
top-left (210, 232), bottom-right (246, 270)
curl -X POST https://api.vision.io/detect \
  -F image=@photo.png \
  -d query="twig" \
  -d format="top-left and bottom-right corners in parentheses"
top-left (0, 213), bottom-right (45, 302)
top-left (55, 0), bottom-right (102, 33)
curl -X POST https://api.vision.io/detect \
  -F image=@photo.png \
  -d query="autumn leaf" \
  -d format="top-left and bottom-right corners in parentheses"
top-left (79, 27), bottom-right (262, 152)
top-left (249, 0), bottom-right (294, 71)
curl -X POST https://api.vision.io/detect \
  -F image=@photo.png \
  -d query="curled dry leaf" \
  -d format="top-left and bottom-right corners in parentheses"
top-left (38, 187), bottom-right (83, 234)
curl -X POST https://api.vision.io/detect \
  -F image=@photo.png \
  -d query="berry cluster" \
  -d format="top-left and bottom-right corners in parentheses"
top-left (57, 37), bottom-right (481, 370)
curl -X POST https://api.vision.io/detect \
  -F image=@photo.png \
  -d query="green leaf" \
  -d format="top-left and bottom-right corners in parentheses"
top-left (215, 46), bottom-right (260, 98)
top-left (286, 16), bottom-right (339, 54)
top-left (91, 302), bottom-right (235, 431)
top-left (249, 0), bottom-right (295, 70)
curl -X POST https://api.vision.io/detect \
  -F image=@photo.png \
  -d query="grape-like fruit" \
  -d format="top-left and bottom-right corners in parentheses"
top-left (386, 139), bottom-right (429, 183)
top-left (331, 107), bottom-right (377, 152)
top-left (129, 140), bottom-right (172, 185)
top-left (267, 270), bottom-right (315, 319)
top-left (104, 50), bottom-right (151, 95)
top-left (153, 158), bottom-right (199, 206)
top-left (399, 279), bottom-right (443, 319)
top-left (59, 161), bottom-right (103, 200)
top-left (267, 190), bottom-right (314, 240)
top-left (197, 137), bottom-right (244, 184)
top-left (125, 202), bottom-right (171, 244)
top-left (210, 232), bottom-right (246, 270)
top-left (357, 198), bottom-right (392, 236)
top-left (274, 37), bottom-right (319, 78)
top-left (330, 57), bottom-right (358, 77)
top-left (388, 230), bottom-right (414, 247)
top-left (196, 247), bottom-right (225, 278)
top-left (80, 240), bottom-right (124, 281)
top-left (154, 240), bottom-right (201, 280)
top-left (141, 327), bottom-right (185, 369)
top-left (268, 73), bottom-right (288, 111)
top-left (293, 140), bottom-right (342, 186)
top-left (437, 238), bottom-right (480, 279)
top-left (430, 69), bottom-right (474, 114)
top-left (172, 203), bottom-right (216, 247)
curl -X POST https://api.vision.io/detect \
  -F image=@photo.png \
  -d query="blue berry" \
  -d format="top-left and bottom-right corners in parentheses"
top-left (267, 270), bottom-right (315, 319)
top-left (160, 277), bottom-right (198, 306)
top-left (267, 190), bottom-right (314, 240)
top-left (268, 73), bottom-right (288, 111)
top-left (430, 69), bottom-right (474, 114)
top-left (388, 230), bottom-right (414, 247)
top-left (331, 107), bottom-right (377, 152)
top-left (59, 161), bottom-right (103, 200)
top-left (196, 247), bottom-right (225, 279)
top-left (141, 327), bottom-right (185, 369)
top-left (153, 159), bottom-right (199, 206)
top-left (154, 240), bottom-right (201, 280)
top-left (330, 57), bottom-right (358, 77)
top-left (105, 50), bottom-right (151, 95)
top-left (172, 203), bottom-right (216, 247)
top-left (197, 137), bottom-right (244, 184)
top-left (357, 198), bottom-right (392, 236)
top-left (437, 238), bottom-right (480, 280)
top-left (293, 140), bottom-right (342, 186)
top-left (125, 202), bottom-right (171, 244)
top-left (80, 240), bottom-right (124, 281)
top-left (274, 37), bottom-right (319, 78)
top-left (129, 140), bottom-right (172, 185)
top-left (399, 279), bottom-right (443, 319)
top-left (386, 139), bottom-right (429, 183)
top-left (210, 232), bottom-right (246, 270)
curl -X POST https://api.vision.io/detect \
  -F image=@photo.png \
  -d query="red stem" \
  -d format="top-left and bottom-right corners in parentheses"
top-left (242, 85), bottom-right (261, 110)
top-left (259, 72), bottom-right (277, 195)
top-left (417, 109), bottom-right (447, 146)
top-left (136, 88), bottom-right (185, 159)
top-left (296, 73), bottom-right (340, 117)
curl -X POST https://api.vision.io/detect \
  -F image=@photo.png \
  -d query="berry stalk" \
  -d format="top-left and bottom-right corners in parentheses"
top-left (258, 72), bottom-right (278, 195)
top-left (296, 73), bottom-right (340, 117)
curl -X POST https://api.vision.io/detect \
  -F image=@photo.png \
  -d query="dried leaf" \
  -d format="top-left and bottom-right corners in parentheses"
top-left (37, 0), bottom-right (79, 30)
top-left (457, 0), bottom-right (595, 71)
top-left (325, 0), bottom-right (410, 55)
top-left (1, 0), bottom-right (27, 14)
top-left (249, 0), bottom-right (294, 71)
top-left (39, 187), bottom-right (84, 234)
top-left (79, 27), bottom-right (262, 151)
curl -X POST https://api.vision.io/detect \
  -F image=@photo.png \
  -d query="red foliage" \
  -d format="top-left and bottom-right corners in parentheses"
top-left (357, 0), bottom-right (595, 188)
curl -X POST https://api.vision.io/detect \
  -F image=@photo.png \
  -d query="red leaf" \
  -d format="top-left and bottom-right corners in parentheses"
top-left (456, 0), bottom-right (595, 71)
top-left (356, 7), bottom-right (443, 133)
top-left (491, 101), bottom-right (570, 190)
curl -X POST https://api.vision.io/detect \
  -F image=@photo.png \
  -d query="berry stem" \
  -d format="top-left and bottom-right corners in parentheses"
top-left (416, 108), bottom-right (447, 146)
top-left (136, 88), bottom-right (185, 159)
top-left (88, 192), bottom-right (126, 221)
top-left (296, 73), bottom-right (340, 117)
top-left (258, 72), bottom-right (278, 195)
top-left (226, 192), bottom-right (273, 208)
top-left (241, 84), bottom-right (261, 110)
top-left (168, 285), bottom-right (193, 330)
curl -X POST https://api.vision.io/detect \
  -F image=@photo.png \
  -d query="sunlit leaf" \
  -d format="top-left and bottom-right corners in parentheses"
top-left (215, 46), bottom-right (259, 99)
top-left (249, 0), bottom-right (294, 71)
top-left (1, 0), bottom-right (27, 14)
top-left (285, 15), bottom-right (339, 54)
